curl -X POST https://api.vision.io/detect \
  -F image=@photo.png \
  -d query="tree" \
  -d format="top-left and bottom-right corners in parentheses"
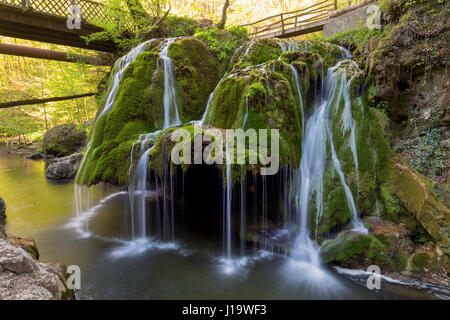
top-left (125, 0), bottom-right (152, 25)
top-left (216, 0), bottom-right (230, 29)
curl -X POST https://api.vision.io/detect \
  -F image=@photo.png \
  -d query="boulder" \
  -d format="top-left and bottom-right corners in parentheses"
top-left (45, 153), bottom-right (83, 180)
top-left (0, 237), bottom-right (73, 300)
top-left (199, 18), bottom-right (213, 26)
top-left (42, 124), bottom-right (86, 157)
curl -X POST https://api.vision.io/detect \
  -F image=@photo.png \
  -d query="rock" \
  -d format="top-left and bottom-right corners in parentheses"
top-left (8, 235), bottom-right (40, 260)
top-left (45, 153), bottom-right (83, 180)
top-left (27, 147), bottom-right (45, 160)
top-left (0, 197), bottom-right (5, 225)
top-left (388, 162), bottom-right (450, 253)
top-left (199, 18), bottom-right (213, 26)
top-left (321, 218), bottom-right (450, 286)
top-left (42, 124), bottom-right (86, 157)
top-left (321, 231), bottom-right (389, 268)
top-left (0, 237), bottom-right (73, 300)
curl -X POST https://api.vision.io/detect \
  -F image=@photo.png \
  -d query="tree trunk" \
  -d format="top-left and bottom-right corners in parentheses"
top-left (216, 0), bottom-right (230, 29)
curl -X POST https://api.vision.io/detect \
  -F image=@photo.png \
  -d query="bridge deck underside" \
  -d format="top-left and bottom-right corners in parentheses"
top-left (0, 5), bottom-right (116, 52)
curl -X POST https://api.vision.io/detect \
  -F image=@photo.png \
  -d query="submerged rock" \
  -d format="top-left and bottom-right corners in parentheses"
top-left (45, 153), bottom-right (83, 180)
top-left (42, 124), bottom-right (86, 157)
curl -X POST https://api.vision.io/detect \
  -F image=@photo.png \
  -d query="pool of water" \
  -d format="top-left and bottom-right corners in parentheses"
top-left (0, 144), bottom-right (447, 300)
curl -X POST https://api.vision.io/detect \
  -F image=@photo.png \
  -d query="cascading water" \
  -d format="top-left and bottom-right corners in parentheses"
top-left (288, 57), bottom-right (367, 275)
top-left (160, 39), bottom-right (182, 128)
top-left (128, 39), bottom-right (182, 241)
top-left (74, 37), bottom-right (367, 280)
top-left (102, 40), bottom-right (154, 116)
top-left (224, 143), bottom-right (233, 260)
top-left (75, 38), bottom-right (183, 246)
top-left (75, 39), bottom-right (153, 220)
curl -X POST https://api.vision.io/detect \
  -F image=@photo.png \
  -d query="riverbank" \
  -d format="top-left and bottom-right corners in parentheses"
top-left (0, 196), bottom-right (74, 300)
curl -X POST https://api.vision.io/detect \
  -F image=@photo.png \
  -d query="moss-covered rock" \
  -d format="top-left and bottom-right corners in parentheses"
top-left (321, 231), bottom-right (389, 266)
top-left (42, 124), bottom-right (86, 156)
top-left (202, 64), bottom-right (303, 172)
top-left (169, 38), bottom-right (222, 120)
top-left (77, 37), bottom-right (221, 186)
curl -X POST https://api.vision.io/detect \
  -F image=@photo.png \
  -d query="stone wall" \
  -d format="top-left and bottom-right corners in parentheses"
top-left (323, 3), bottom-right (377, 38)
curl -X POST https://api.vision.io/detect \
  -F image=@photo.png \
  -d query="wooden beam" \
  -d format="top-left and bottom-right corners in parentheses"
top-left (0, 93), bottom-right (95, 109)
top-left (0, 43), bottom-right (113, 66)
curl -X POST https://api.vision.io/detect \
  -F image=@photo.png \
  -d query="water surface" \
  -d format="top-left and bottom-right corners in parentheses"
top-left (0, 144), bottom-right (446, 300)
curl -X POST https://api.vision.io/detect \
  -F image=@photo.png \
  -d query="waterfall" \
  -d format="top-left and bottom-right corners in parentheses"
top-left (290, 57), bottom-right (367, 269)
top-left (129, 132), bottom-right (158, 239)
top-left (76, 38), bottom-right (182, 244)
top-left (75, 40), bottom-right (153, 191)
top-left (201, 72), bottom-right (230, 124)
top-left (160, 39), bottom-right (182, 128)
top-left (102, 40), bottom-right (153, 116)
top-left (128, 38), bottom-right (182, 240)
top-left (290, 65), bottom-right (305, 137)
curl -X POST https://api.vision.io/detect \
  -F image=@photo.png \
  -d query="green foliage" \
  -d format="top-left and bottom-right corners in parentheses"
top-left (162, 16), bottom-right (199, 37)
top-left (194, 26), bottom-right (248, 65)
top-left (0, 109), bottom-right (42, 139)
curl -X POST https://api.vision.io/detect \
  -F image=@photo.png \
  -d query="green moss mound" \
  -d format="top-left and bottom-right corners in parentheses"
top-left (76, 37), bottom-right (221, 186)
top-left (42, 124), bottom-right (86, 156)
top-left (321, 231), bottom-right (389, 266)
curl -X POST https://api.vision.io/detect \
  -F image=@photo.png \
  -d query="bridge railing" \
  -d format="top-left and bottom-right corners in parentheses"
top-left (242, 0), bottom-right (366, 38)
top-left (0, 0), bottom-right (114, 25)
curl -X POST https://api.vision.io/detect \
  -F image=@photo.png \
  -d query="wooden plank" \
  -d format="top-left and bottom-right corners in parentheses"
top-left (0, 93), bottom-right (95, 109)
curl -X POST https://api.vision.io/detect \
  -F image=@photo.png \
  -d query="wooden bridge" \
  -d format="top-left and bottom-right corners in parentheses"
top-left (242, 0), bottom-right (372, 39)
top-left (0, 0), bottom-right (117, 52)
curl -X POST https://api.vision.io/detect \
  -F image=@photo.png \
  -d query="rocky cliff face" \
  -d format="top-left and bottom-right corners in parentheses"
top-left (324, 0), bottom-right (450, 284)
